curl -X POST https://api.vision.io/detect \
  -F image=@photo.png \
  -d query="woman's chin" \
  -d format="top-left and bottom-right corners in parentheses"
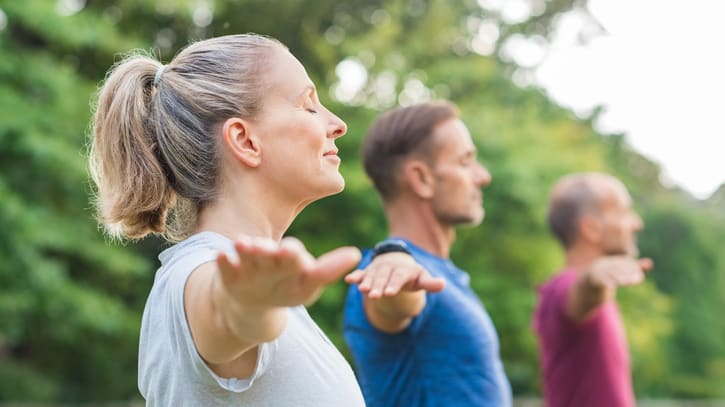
top-left (327, 175), bottom-right (346, 195)
top-left (307, 174), bottom-right (345, 201)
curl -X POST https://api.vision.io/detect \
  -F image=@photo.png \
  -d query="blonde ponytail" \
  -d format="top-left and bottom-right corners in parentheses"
top-left (90, 54), bottom-right (174, 239)
top-left (89, 34), bottom-right (283, 241)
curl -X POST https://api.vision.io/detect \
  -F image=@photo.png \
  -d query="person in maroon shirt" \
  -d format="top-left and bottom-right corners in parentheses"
top-left (533, 172), bottom-right (653, 407)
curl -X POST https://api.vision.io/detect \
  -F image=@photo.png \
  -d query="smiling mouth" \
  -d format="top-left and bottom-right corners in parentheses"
top-left (323, 152), bottom-right (341, 165)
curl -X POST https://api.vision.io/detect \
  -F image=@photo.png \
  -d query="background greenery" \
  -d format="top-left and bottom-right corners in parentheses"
top-left (0, 0), bottom-right (723, 402)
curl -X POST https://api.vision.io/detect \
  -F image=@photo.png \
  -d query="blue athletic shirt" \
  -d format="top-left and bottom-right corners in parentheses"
top-left (343, 238), bottom-right (512, 407)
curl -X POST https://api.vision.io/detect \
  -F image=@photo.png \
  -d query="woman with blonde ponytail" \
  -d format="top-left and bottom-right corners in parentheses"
top-left (89, 34), bottom-right (366, 405)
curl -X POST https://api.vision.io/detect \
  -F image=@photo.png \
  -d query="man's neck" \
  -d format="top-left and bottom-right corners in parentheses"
top-left (385, 200), bottom-right (455, 258)
top-left (564, 244), bottom-right (603, 272)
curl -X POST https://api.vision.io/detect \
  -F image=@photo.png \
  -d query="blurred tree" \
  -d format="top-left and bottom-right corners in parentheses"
top-left (636, 206), bottom-right (725, 397)
top-left (0, 0), bottom-right (151, 400)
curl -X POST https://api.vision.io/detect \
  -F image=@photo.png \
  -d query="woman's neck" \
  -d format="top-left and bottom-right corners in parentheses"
top-left (195, 184), bottom-right (299, 242)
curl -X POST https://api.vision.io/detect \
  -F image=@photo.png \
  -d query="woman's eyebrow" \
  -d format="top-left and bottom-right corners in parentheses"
top-left (296, 84), bottom-right (316, 102)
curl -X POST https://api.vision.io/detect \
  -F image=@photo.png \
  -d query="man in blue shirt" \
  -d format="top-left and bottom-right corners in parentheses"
top-left (343, 101), bottom-right (512, 406)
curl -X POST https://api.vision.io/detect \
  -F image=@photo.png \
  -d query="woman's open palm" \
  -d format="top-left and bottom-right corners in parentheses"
top-left (216, 235), bottom-right (361, 307)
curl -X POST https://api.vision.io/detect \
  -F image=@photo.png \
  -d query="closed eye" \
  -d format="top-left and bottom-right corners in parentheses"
top-left (303, 94), bottom-right (319, 114)
top-left (459, 150), bottom-right (477, 166)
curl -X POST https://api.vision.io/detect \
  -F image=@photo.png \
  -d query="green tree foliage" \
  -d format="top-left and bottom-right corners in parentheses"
top-left (0, 0), bottom-right (722, 402)
top-left (637, 205), bottom-right (725, 397)
top-left (0, 1), bottom-right (151, 400)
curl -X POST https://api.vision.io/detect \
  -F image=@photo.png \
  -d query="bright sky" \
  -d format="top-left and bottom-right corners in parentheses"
top-left (533, 0), bottom-right (725, 199)
top-left (334, 0), bottom-right (724, 198)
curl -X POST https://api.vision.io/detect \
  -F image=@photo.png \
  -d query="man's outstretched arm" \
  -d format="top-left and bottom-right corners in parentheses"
top-left (567, 256), bottom-right (653, 321)
top-left (345, 252), bottom-right (445, 333)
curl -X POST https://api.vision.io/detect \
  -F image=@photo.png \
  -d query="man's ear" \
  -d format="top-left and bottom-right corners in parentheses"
top-left (402, 159), bottom-right (435, 199)
top-left (222, 117), bottom-right (262, 168)
top-left (579, 213), bottom-right (602, 244)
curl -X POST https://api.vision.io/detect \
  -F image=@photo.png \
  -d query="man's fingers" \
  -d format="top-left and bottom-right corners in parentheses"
top-left (638, 257), bottom-right (654, 272)
top-left (344, 269), bottom-right (365, 284)
top-left (613, 266), bottom-right (644, 286)
top-left (359, 265), bottom-right (390, 293)
top-left (622, 270), bottom-right (644, 285)
top-left (366, 266), bottom-right (394, 298)
top-left (617, 258), bottom-right (651, 286)
top-left (383, 268), bottom-right (446, 295)
top-left (415, 275), bottom-right (446, 292)
top-left (381, 268), bottom-right (413, 296)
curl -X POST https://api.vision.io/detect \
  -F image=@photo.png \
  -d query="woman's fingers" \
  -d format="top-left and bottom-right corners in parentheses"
top-left (311, 246), bottom-right (362, 285)
top-left (218, 235), bottom-right (361, 306)
top-left (216, 251), bottom-right (238, 285)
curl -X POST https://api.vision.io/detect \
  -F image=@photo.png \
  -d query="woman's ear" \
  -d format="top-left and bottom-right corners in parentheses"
top-left (222, 117), bottom-right (262, 168)
top-left (403, 159), bottom-right (435, 199)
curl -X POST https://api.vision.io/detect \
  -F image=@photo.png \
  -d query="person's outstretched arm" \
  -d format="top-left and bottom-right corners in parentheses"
top-left (185, 235), bottom-right (361, 378)
top-left (567, 256), bottom-right (653, 321)
top-left (345, 252), bottom-right (445, 333)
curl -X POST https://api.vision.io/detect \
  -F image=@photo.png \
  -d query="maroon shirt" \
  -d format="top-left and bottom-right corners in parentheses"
top-left (533, 268), bottom-right (635, 407)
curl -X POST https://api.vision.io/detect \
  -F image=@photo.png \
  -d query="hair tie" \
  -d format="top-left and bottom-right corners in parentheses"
top-left (153, 65), bottom-right (166, 87)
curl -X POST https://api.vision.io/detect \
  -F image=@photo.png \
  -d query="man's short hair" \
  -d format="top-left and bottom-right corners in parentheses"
top-left (362, 101), bottom-right (459, 201)
top-left (547, 173), bottom-right (613, 248)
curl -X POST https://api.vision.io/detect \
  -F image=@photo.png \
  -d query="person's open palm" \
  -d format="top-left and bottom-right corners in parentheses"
top-left (345, 252), bottom-right (445, 299)
top-left (589, 256), bottom-right (653, 289)
top-left (216, 235), bottom-right (361, 307)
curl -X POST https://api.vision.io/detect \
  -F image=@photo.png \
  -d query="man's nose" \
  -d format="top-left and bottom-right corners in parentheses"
top-left (476, 164), bottom-right (492, 187)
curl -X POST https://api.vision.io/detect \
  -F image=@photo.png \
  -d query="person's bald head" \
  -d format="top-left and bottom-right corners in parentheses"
top-left (547, 172), bottom-right (632, 249)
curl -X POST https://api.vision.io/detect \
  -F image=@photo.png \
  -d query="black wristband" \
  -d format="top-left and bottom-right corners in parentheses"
top-left (372, 239), bottom-right (411, 258)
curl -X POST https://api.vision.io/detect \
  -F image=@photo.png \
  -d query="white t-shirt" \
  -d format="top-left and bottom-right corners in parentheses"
top-left (138, 231), bottom-right (365, 406)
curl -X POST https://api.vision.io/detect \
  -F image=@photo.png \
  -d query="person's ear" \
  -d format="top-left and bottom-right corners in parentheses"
top-left (222, 117), bottom-right (262, 167)
top-left (579, 213), bottom-right (603, 244)
top-left (403, 159), bottom-right (435, 199)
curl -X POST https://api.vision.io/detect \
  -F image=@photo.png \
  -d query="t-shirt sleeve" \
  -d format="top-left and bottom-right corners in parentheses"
top-left (403, 290), bottom-right (438, 336)
top-left (357, 249), bottom-right (374, 271)
top-left (550, 271), bottom-right (578, 320)
top-left (535, 270), bottom-right (576, 335)
top-left (167, 249), bottom-right (277, 393)
top-left (545, 270), bottom-right (604, 329)
top-left (343, 249), bottom-right (375, 331)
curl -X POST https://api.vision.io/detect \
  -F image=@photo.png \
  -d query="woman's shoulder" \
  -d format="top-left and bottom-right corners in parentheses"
top-left (159, 231), bottom-right (231, 264)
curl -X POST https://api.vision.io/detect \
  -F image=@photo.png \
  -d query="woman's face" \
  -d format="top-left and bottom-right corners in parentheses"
top-left (251, 47), bottom-right (348, 206)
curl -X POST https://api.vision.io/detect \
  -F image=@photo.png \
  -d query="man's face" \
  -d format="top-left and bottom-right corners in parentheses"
top-left (596, 183), bottom-right (643, 257)
top-left (428, 118), bottom-right (492, 227)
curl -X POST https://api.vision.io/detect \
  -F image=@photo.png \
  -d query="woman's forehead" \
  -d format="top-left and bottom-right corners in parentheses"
top-left (264, 48), bottom-right (313, 97)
